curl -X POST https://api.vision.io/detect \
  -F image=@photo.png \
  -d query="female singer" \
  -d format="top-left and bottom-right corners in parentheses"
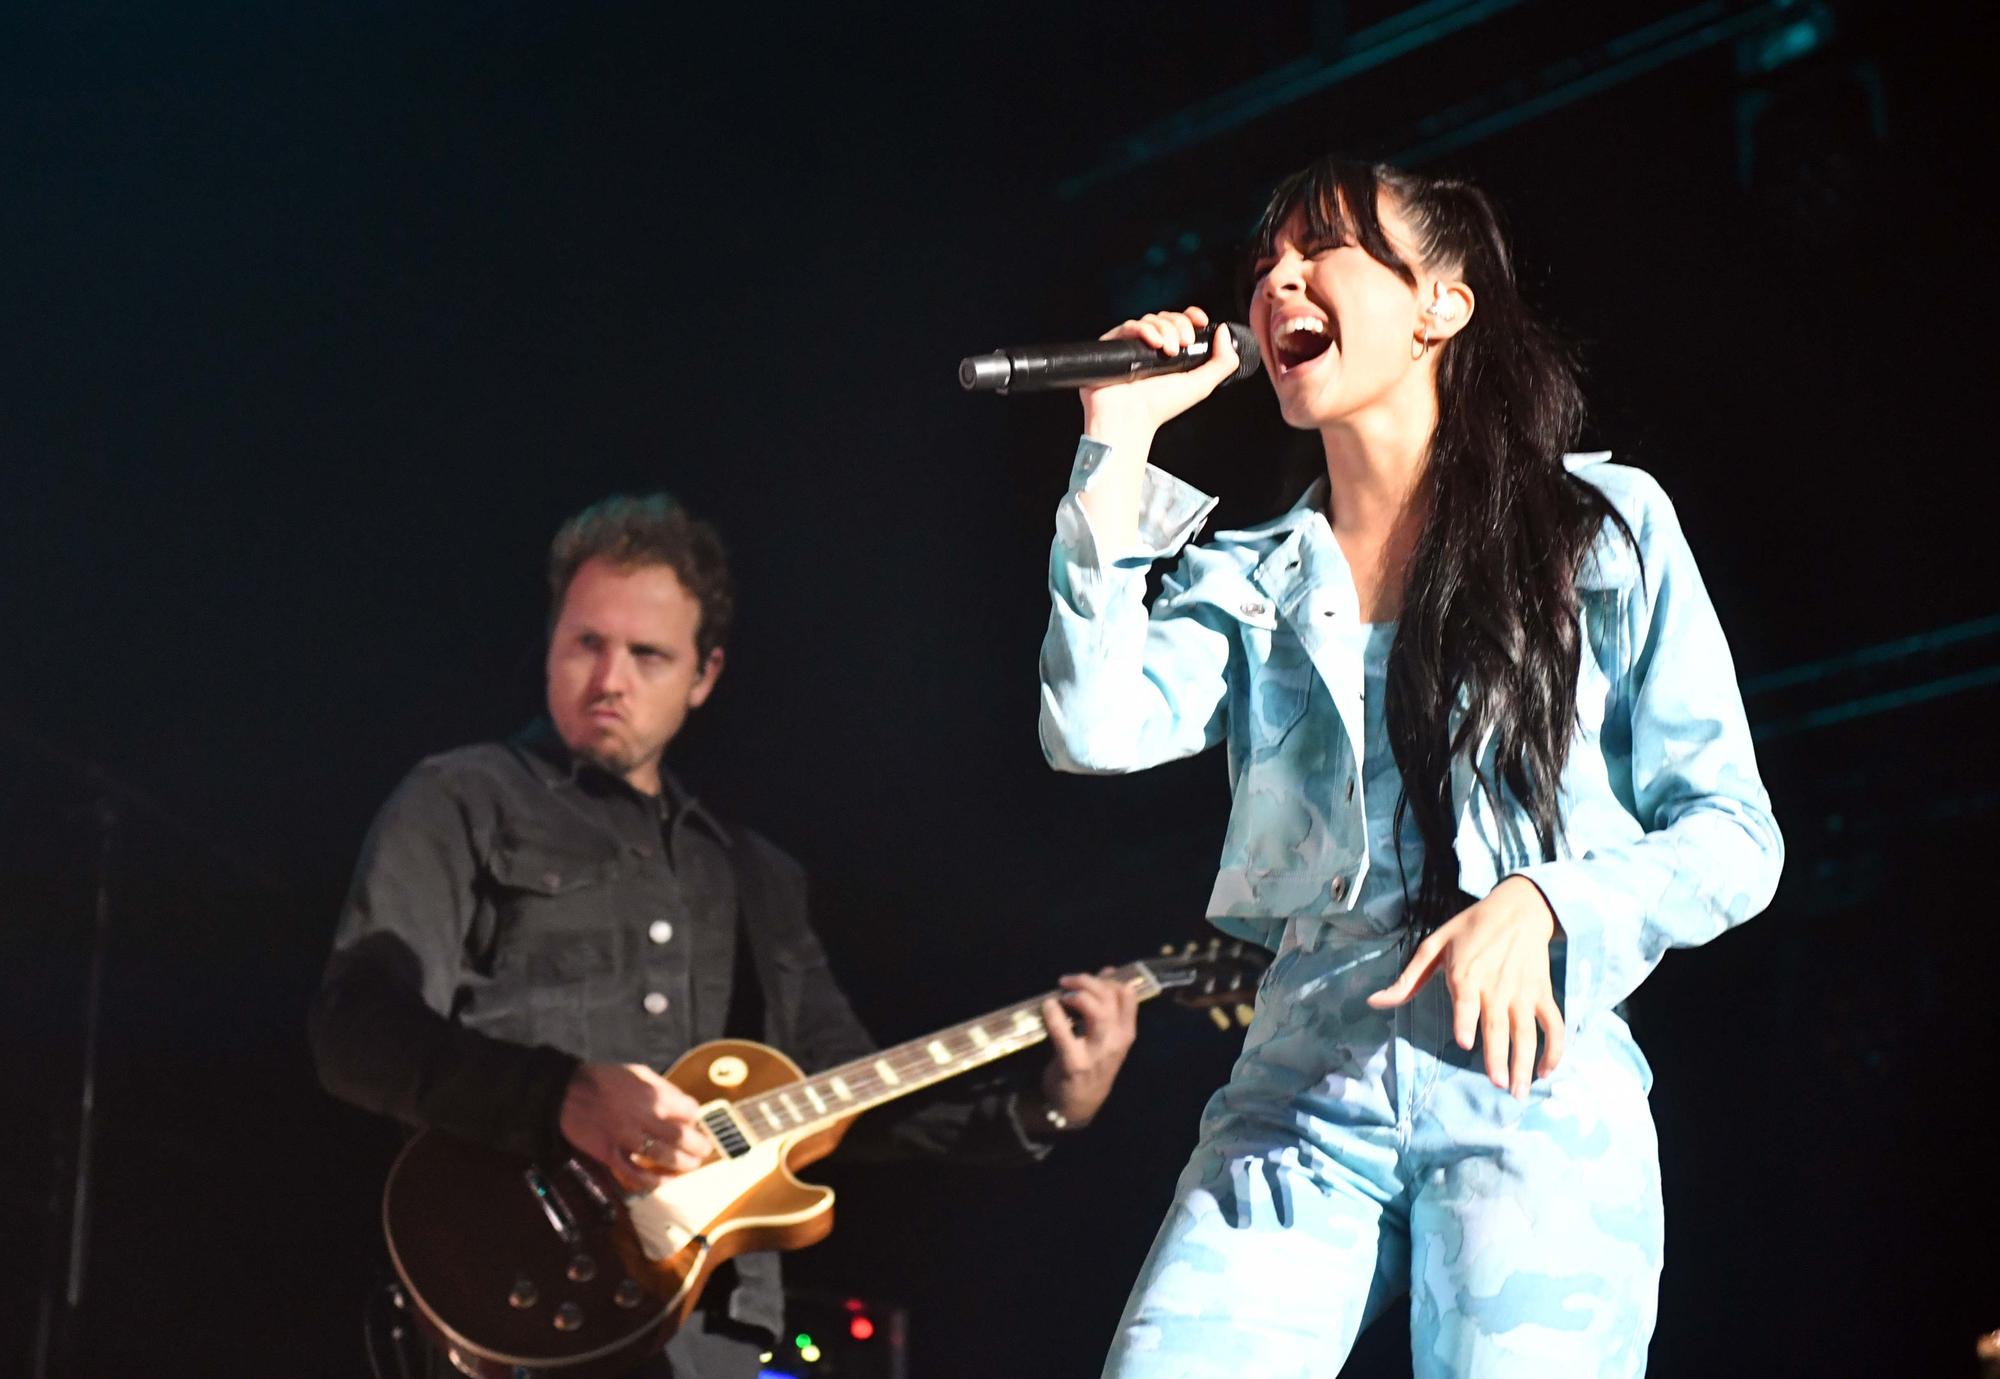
top-left (1037, 155), bottom-right (1783, 1377)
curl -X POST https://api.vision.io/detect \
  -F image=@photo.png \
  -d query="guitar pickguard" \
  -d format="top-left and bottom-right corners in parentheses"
top-left (625, 1134), bottom-right (795, 1259)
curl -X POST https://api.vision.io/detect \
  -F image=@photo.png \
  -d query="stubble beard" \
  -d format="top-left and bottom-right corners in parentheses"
top-left (578, 721), bottom-right (646, 775)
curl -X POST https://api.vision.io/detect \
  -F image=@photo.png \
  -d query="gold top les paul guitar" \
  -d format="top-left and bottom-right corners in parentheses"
top-left (381, 940), bottom-right (1266, 1379)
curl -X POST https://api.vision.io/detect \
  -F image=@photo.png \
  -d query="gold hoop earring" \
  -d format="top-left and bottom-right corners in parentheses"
top-left (1411, 332), bottom-right (1428, 361)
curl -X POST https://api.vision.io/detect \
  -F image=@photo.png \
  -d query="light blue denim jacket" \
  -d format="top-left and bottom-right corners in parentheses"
top-left (1039, 437), bottom-right (1783, 1032)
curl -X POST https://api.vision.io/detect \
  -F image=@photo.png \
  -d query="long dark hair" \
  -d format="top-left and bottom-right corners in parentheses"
top-left (1247, 157), bottom-right (1634, 930)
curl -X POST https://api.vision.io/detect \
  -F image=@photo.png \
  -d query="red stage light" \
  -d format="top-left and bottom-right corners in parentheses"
top-left (848, 1315), bottom-right (875, 1342)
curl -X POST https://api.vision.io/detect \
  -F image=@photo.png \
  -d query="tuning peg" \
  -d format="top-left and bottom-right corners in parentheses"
top-left (1182, 941), bottom-right (1198, 957)
top-left (1160, 945), bottom-right (1175, 957)
top-left (1208, 1008), bottom-right (1230, 1031)
top-left (1235, 1004), bottom-right (1254, 1027)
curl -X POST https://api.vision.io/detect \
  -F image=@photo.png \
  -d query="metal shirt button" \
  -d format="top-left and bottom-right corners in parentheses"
top-left (1241, 600), bottom-right (1269, 618)
top-left (1331, 876), bottom-right (1349, 901)
top-left (648, 920), bottom-right (673, 945)
top-left (642, 992), bottom-right (670, 1016)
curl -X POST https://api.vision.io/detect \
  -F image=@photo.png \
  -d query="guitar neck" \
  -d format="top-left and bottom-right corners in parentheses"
top-left (723, 961), bottom-right (1163, 1144)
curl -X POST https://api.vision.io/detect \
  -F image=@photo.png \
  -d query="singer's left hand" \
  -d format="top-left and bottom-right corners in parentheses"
top-left (1365, 877), bottom-right (1566, 1099)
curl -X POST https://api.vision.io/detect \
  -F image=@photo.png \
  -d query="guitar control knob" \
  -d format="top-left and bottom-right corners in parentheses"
top-left (553, 1302), bottom-right (584, 1332)
top-left (566, 1254), bottom-right (598, 1282)
top-left (613, 1278), bottom-right (645, 1309)
top-left (508, 1279), bottom-right (539, 1310)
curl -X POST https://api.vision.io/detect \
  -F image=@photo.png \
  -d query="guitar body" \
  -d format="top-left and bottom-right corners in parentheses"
top-left (382, 1039), bottom-right (853, 1378)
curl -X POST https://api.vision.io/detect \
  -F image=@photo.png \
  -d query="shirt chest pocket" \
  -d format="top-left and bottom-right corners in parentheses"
top-left (1242, 619), bottom-right (1315, 755)
top-left (1175, 574), bottom-right (1309, 754)
top-left (481, 843), bottom-right (630, 1056)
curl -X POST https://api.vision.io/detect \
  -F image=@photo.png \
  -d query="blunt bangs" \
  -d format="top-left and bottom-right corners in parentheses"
top-left (1242, 157), bottom-right (1417, 306)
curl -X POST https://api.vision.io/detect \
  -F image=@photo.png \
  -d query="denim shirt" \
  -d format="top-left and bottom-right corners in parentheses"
top-left (1039, 437), bottom-right (1784, 1033)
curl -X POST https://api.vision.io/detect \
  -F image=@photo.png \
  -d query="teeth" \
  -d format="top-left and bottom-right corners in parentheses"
top-left (1277, 317), bottom-right (1326, 337)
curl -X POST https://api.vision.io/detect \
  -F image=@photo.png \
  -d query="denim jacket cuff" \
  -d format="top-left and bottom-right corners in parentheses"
top-left (1057, 435), bottom-right (1217, 572)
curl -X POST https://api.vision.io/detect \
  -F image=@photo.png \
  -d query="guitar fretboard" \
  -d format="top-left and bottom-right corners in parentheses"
top-left (721, 961), bottom-right (1163, 1145)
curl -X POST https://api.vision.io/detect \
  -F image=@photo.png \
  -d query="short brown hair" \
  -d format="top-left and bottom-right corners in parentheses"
top-left (547, 494), bottom-right (735, 659)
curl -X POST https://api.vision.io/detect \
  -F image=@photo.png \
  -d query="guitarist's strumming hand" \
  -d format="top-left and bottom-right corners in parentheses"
top-left (1037, 969), bottom-right (1140, 1129)
top-left (559, 1061), bottom-right (715, 1194)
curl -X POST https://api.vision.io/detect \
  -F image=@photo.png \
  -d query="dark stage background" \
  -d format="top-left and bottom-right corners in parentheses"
top-left (3, 2), bottom-right (1995, 1376)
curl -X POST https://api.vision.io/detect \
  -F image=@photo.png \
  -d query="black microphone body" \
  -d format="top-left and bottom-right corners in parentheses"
top-left (959, 323), bottom-right (1259, 394)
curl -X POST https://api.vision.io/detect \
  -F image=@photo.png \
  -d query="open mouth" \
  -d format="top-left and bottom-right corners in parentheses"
top-left (1272, 316), bottom-right (1334, 370)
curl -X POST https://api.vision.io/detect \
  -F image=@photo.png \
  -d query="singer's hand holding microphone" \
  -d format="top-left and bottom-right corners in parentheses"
top-left (959, 303), bottom-right (1252, 417)
top-left (958, 303), bottom-right (1254, 551)
top-left (1076, 305), bottom-right (1244, 450)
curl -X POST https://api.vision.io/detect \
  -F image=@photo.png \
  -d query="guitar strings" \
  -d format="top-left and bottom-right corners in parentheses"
top-left (723, 951), bottom-right (1253, 1141)
top-left (725, 966), bottom-right (1160, 1142)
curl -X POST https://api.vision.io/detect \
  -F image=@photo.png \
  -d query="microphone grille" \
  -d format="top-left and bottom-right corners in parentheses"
top-left (1220, 324), bottom-right (1260, 383)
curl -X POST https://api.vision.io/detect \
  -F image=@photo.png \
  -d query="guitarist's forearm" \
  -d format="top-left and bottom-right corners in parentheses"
top-left (310, 962), bottom-right (578, 1160)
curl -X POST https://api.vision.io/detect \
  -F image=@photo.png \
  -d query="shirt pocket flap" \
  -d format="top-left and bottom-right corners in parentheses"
top-left (488, 838), bottom-right (624, 896)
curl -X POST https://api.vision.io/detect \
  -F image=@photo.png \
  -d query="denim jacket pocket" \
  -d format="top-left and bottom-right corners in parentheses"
top-left (1242, 623), bottom-right (1315, 755)
top-left (488, 838), bottom-right (624, 898)
top-left (483, 841), bottom-right (626, 1058)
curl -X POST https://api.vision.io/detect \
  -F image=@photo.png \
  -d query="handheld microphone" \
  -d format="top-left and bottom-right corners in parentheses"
top-left (959, 323), bottom-right (1260, 394)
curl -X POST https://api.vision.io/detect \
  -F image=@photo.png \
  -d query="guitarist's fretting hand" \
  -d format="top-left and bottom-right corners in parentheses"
top-left (1038, 969), bottom-right (1141, 1128)
top-left (558, 1062), bottom-right (715, 1193)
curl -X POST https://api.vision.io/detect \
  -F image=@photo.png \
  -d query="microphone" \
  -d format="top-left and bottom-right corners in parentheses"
top-left (958, 323), bottom-right (1260, 394)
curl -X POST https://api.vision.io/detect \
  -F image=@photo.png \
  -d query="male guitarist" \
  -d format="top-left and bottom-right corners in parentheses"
top-left (309, 493), bottom-right (1139, 1378)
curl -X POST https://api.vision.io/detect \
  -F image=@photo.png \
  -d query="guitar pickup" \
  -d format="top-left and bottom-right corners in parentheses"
top-left (522, 1166), bottom-right (581, 1244)
top-left (698, 1103), bottom-right (752, 1159)
top-left (563, 1158), bottom-right (620, 1220)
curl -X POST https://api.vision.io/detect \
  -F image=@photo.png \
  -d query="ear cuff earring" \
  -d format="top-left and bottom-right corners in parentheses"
top-left (1415, 283), bottom-right (1456, 357)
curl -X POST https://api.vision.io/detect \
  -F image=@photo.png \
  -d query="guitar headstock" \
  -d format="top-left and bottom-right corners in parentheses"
top-left (1139, 937), bottom-right (1269, 1030)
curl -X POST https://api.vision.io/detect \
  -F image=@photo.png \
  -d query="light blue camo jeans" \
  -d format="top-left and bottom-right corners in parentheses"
top-left (1105, 919), bottom-right (1664, 1379)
